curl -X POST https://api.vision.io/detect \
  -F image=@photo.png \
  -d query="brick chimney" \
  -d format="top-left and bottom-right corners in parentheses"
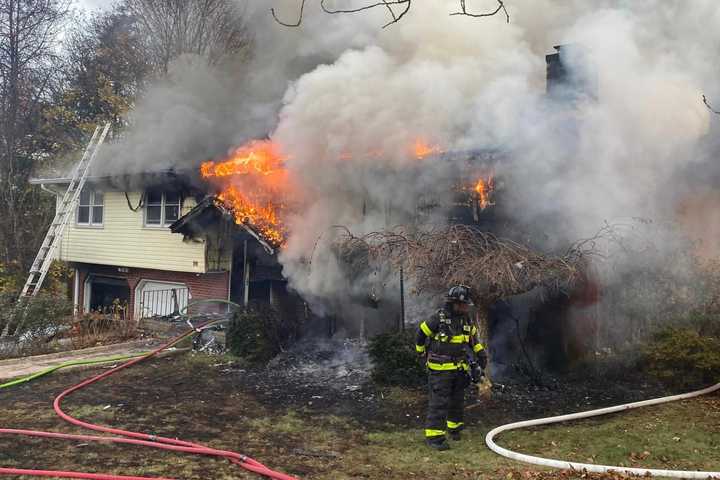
top-left (546, 45), bottom-right (597, 102)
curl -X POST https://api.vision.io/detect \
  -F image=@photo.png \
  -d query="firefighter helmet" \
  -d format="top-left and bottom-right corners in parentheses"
top-left (446, 285), bottom-right (473, 305)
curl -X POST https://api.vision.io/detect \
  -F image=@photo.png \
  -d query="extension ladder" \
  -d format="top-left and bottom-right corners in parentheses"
top-left (19, 123), bottom-right (110, 300)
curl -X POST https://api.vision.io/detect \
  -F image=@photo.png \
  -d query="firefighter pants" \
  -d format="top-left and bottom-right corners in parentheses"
top-left (425, 369), bottom-right (468, 439)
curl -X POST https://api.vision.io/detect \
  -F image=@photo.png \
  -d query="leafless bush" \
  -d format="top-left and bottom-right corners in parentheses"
top-left (334, 223), bottom-right (610, 305)
top-left (70, 302), bottom-right (138, 349)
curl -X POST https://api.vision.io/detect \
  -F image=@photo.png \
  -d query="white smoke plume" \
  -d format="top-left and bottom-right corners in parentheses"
top-left (269, 1), bottom-right (716, 323)
top-left (101, 1), bottom-right (720, 328)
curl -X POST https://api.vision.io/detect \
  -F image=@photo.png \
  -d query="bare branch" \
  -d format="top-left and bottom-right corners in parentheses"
top-left (271, 0), bottom-right (306, 27)
top-left (381, 1), bottom-right (398, 23)
top-left (320, 0), bottom-right (411, 28)
top-left (274, 0), bottom-right (508, 27)
top-left (450, 0), bottom-right (509, 23)
top-left (703, 94), bottom-right (720, 115)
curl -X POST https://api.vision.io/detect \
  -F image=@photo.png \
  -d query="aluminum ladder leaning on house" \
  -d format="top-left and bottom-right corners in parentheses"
top-left (0, 123), bottom-right (111, 339)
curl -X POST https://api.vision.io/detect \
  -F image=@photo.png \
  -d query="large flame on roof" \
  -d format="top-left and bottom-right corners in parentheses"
top-left (201, 140), bottom-right (289, 246)
top-left (200, 138), bottom-right (488, 247)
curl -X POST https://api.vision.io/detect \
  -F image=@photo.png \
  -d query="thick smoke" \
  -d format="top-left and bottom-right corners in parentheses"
top-left (271, 1), bottom-right (716, 325)
top-left (98, 0), bottom-right (381, 176)
top-left (102, 1), bottom-right (720, 330)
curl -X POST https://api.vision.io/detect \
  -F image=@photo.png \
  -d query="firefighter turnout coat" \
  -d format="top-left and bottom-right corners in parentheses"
top-left (416, 308), bottom-right (485, 440)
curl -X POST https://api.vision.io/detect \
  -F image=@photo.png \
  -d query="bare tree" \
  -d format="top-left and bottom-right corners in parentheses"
top-left (63, 8), bottom-right (150, 102)
top-left (0, 0), bottom-right (69, 277)
top-left (52, 7), bottom-right (151, 146)
top-left (123, 0), bottom-right (252, 74)
top-left (272, 0), bottom-right (509, 28)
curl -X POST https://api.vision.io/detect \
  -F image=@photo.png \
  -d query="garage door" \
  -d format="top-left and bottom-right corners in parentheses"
top-left (87, 276), bottom-right (130, 314)
top-left (136, 281), bottom-right (189, 319)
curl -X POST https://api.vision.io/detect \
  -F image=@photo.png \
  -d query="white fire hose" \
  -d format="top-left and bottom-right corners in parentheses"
top-left (485, 381), bottom-right (720, 478)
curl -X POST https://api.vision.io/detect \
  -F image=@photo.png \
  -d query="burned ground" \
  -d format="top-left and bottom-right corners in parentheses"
top-left (1, 349), bottom-right (718, 479)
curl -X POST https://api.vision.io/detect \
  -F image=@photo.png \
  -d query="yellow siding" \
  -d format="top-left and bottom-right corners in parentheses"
top-left (57, 191), bottom-right (207, 273)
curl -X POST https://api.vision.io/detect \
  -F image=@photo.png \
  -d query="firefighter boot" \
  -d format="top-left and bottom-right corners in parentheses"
top-left (449, 430), bottom-right (461, 441)
top-left (425, 436), bottom-right (450, 451)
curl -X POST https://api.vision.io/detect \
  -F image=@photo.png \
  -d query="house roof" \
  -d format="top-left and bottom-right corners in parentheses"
top-left (170, 196), bottom-right (276, 255)
top-left (30, 168), bottom-right (203, 192)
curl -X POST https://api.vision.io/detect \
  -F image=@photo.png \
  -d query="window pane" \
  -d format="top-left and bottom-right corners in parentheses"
top-left (92, 206), bottom-right (103, 224)
top-left (146, 190), bottom-right (163, 205)
top-left (78, 206), bottom-right (90, 224)
top-left (165, 205), bottom-right (179, 223)
top-left (79, 190), bottom-right (91, 206)
top-left (93, 191), bottom-right (104, 205)
top-left (146, 205), bottom-right (162, 225)
top-left (165, 191), bottom-right (180, 204)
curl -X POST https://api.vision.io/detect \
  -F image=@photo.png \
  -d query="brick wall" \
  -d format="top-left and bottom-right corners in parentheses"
top-left (74, 263), bottom-right (229, 318)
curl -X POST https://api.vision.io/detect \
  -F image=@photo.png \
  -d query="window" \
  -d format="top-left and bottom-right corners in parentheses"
top-left (144, 190), bottom-right (181, 227)
top-left (77, 189), bottom-right (104, 226)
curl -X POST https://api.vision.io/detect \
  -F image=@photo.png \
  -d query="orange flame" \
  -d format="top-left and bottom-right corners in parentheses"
top-left (201, 140), bottom-right (289, 246)
top-left (339, 139), bottom-right (444, 161)
top-left (474, 174), bottom-right (495, 210)
top-left (201, 141), bottom-right (286, 177)
top-left (413, 139), bottom-right (444, 159)
top-left (200, 138), bottom-right (452, 245)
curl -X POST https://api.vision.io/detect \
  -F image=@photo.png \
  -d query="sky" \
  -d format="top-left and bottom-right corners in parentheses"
top-left (75, 0), bottom-right (110, 12)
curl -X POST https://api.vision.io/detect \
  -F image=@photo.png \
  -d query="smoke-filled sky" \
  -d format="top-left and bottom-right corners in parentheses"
top-left (103, 0), bottom-right (720, 321)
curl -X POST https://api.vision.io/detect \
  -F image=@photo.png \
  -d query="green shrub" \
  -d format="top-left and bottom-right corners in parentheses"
top-left (673, 312), bottom-right (720, 337)
top-left (0, 292), bottom-right (73, 358)
top-left (368, 329), bottom-right (426, 387)
top-left (226, 304), bottom-right (283, 364)
top-left (0, 291), bottom-right (72, 337)
top-left (643, 325), bottom-right (720, 389)
top-left (0, 262), bottom-right (13, 293)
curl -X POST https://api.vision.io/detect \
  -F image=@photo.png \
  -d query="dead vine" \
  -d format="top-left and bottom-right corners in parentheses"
top-left (333, 223), bottom-right (613, 304)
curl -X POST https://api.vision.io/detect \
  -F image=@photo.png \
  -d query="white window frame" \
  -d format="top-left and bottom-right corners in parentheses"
top-left (76, 188), bottom-right (104, 228)
top-left (143, 191), bottom-right (181, 228)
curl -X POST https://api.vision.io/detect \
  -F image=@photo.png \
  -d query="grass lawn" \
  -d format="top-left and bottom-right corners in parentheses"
top-left (499, 394), bottom-right (720, 473)
top-left (1, 353), bottom-right (718, 479)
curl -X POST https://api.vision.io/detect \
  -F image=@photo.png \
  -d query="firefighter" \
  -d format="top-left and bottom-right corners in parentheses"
top-left (416, 284), bottom-right (487, 451)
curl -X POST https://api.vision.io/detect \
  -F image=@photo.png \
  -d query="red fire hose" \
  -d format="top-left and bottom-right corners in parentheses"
top-left (0, 320), bottom-right (300, 480)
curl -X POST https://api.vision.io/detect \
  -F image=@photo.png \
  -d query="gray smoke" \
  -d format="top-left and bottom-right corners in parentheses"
top-left (100, 1), bottom-right (720, 331)
top-left (272, 1), bottom-right (715, 324)
top-left (98, 0), bottom-right (381, 176)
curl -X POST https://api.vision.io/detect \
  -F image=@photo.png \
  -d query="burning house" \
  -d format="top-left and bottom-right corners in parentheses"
top-left (28, 44), bottom-right (593, 356)
top-left (29, 165), bottom-right (303, 322)
top-left (28, 31), bottom-right (700, 384)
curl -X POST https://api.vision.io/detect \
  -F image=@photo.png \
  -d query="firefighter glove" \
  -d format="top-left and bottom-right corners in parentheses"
top-left (469, 362), bottom-right (483, 384)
